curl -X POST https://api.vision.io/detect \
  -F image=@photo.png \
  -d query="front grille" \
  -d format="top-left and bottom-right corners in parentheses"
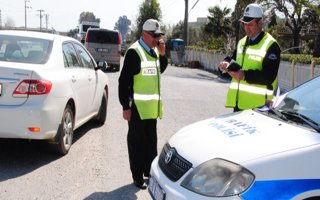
top-left (158, 143), bottom-right (192, 182)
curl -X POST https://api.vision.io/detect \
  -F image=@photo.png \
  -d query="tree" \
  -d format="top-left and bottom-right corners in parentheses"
top-left (204, 6), bottom-right (232, 38)
top-left (305, 2), bottom-right (320, 57)
top-left (78, 12), bottom-right (100, 23)
top-left (171, 21), bottom-right (184, 39)
top-left (302, 4), bottom-right (320, 57)
top-left (257, 0), bottom-right (318, 54)
top-left (67, 28), bottom-right (79, 38)
top-left (135, 0), bottom-right (162, 40)
top-left (4, 17), bottom-right (15, 27)
top-left (114, 15), bottom-right (131, 42)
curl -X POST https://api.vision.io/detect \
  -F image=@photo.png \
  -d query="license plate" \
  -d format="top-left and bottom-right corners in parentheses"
top-left (0, 83), bottom-right (2, 96)
top-left (97, 48), bottom-right (109, 53)
top-left (148, 176), bottom-right (166, 200)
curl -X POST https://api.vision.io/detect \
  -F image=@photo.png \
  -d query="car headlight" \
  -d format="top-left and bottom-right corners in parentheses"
top-left (181, 158), bottom-right (255, 197)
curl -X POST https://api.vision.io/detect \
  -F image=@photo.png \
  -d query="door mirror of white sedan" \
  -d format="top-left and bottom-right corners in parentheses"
top-left (97, 61), bottom-right (109, 71)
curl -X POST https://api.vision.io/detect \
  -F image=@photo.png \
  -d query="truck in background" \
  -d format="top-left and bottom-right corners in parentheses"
top-left (78, 21), bottom-right (100, 43)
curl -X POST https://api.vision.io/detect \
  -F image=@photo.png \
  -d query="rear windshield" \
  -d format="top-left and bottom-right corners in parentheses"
top-left (0, 35), bottom-right (52, 64)
top-left (87, 30), bottom-right (119, 44)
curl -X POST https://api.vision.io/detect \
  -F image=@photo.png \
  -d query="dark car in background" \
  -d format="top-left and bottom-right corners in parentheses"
top-left (84, 28), bottom-right (121, 71)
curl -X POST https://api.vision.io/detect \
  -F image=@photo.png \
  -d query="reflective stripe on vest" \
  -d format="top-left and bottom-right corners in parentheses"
top-left (129, 41), bottom-right (163, 119)
top-left (226, 33), bottom-right (277, 109)
top-left (229, 82), bottom-right (274, 95)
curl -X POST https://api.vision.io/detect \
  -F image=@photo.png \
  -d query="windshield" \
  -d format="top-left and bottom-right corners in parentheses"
top-left (275, 76), bottom-right (320, 125)
top-left (87, 30), bottom-right (119, 44)
top-left (0, 35), bottom-right (52, 64)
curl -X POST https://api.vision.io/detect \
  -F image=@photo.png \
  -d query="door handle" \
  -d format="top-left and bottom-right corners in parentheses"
top-left (71, 76), bottom-right (76, 83)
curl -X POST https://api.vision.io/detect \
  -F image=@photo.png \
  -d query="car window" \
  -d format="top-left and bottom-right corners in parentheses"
top-left (87, 30), bottom-right (118, 44)
top-left (0, 35), bottom-right (52, 64)
top-left (73, 43), bottom-right (95, 69)
top-left (63, 42), bottom-right (81, 67)
top-left (277, 77), bottom-right (320, 124)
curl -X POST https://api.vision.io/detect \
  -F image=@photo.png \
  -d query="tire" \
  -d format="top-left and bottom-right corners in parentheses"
top-left (55, 105), bottom-right (74, 155)
top-left (94, 90), bottom-right (108, 125)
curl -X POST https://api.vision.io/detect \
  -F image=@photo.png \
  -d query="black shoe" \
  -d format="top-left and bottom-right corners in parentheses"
top-left (133, 179), bottom-right (147, 190)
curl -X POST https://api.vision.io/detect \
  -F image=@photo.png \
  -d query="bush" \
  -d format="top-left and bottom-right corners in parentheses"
top-left (281, 54), bottom-right (320, 64)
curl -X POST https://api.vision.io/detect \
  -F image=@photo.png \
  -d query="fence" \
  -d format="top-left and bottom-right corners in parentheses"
top-left (184, 49), bottom-right (320, 92)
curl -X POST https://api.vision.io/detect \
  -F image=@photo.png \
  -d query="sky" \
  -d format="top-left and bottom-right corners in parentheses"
top-left (0, 0), bottom-right (236, 32)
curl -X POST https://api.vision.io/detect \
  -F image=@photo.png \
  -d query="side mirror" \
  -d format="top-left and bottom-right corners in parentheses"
top-left (97, 61), bottom-right (109, 71)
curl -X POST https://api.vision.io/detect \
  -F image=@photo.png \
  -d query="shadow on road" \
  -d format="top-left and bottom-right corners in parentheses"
top-left (0, 120), bottom-right (101, 182)
top-left (84, 184), bottom-right (140, 200)
top-left (167, 67), bottom-right (231, 84)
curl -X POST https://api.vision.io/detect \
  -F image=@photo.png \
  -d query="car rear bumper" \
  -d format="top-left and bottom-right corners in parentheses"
top-left (0, 100), bottom-right (65, 140)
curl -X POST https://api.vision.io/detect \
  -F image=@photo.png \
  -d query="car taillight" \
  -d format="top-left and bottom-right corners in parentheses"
top-left (13, 80), bottom-right (52, 97)
top-left (118, 33), bottom-right (122, 45)
top-left (85, 32), bottom-right (89, 44)
top-left (118, 33), bottom-right (122, 53)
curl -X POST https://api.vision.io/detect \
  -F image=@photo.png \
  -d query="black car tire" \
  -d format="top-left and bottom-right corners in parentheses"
top-left (94, 90), bottom-right (108, 125)
top-left (55, 105), bottom-right (74, 155)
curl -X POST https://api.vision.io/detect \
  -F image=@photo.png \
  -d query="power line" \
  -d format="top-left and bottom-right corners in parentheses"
top-left (189, 0), bottom-right (200, 13)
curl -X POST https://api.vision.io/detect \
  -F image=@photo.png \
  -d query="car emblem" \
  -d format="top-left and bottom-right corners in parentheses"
top-left (164, 149), bottom-right (174, 164)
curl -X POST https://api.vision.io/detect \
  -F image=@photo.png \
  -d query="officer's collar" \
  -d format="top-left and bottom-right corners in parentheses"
top-left (247, 31), bottom-right (265, 45)
top-left (139, 38), bottom-right (152, 54)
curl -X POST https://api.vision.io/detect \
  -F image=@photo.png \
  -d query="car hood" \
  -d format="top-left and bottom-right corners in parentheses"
top-left (168, 110), bottom-right (320, 167)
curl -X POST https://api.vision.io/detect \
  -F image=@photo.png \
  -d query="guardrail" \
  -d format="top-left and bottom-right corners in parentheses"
top-left (184, 49), bottom-right (320, 92)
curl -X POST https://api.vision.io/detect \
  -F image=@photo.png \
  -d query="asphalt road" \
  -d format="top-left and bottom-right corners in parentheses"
top-left (0, 63), bottom-right (232, 200)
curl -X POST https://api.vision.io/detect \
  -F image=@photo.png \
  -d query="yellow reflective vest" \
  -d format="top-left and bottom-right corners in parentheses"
top-left (226, 33), bottom-right (278, 110)
top-left (130, 41), bottom-right (163, 120)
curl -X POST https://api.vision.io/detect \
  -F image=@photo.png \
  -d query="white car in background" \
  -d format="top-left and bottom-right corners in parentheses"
top-left (149, 76), bottom-right (320, 200)
top-left (0, 30), bottom-right (109, 155)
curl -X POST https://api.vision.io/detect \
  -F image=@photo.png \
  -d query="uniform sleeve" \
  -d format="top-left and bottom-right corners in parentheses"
top-left (159, 55), bottom-right (168, 73)
top-left (118, 49), bottom-right (141, 110)
top-left (244, 42), bottom-right (281, 88)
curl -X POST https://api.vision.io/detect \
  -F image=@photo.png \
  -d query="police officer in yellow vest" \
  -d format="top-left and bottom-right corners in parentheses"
top-left (118, 19), bottom-right (168, 189)
top-left (219, 3), bottom-right (281, 112)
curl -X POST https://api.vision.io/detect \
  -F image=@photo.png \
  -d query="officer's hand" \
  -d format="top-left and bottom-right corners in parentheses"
top-left (156, 39), bottom-right (166, 56)
top-left (219, 61), bottom-right (229, 73)
top-left (123, 109), bottom-right (131, 121)
top-left (229, 70), bottom-right (245, 81)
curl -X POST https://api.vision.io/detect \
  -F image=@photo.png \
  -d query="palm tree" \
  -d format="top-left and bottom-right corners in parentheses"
top-left (257, 0), bottom-right (319, 54)
top-left (204, 6), bottom-right (232, 38)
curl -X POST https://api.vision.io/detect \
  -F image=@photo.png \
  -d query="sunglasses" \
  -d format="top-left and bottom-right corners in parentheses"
top-left (147, 31), bottom-right (162, 38)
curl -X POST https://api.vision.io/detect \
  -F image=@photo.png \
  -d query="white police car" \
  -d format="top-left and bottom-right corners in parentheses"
top-left (149, 76), bottom-right (320, 200)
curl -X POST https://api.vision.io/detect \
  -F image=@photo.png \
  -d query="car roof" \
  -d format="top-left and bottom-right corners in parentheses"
top-left (87, 28), bottom-right (119, 33)
top-left (0, 30), bottom-right (75, 42)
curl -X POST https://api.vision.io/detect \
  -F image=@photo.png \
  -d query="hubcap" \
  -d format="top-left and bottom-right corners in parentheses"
top-left (63, 111), bottom-right (73, 149)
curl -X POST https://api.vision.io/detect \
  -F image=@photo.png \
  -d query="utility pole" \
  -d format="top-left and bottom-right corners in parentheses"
top-left (45, 14), bottom-right (49, 32)
top-left (187, 0), bottom-right (200, 45)
top-left (37, 9), bottom-right (44, 31)
top-left (24, 0), bottom-right (31, 30)
top-left (183, 0), bottom-right (188, 44)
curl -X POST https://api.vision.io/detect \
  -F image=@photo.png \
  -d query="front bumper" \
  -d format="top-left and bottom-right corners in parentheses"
top-left (149, 156), bottom-right (243, 200)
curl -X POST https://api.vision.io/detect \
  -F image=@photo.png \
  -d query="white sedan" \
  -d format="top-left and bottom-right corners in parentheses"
top-left (0, 30), bottom-right (109, 155)
top-left (149, 76), bottom-right (320, 200)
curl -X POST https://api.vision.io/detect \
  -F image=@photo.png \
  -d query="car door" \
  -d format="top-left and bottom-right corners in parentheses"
top-left (62, 42), bottom-right (89, 121)
top-left (73, 43), bottom-right (100, 115)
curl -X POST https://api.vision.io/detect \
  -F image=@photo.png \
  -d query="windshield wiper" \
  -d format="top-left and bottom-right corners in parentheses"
top-left (280, 110), bottom-right (320, 133)
top-left (268, 108), bottom-right (288, 121)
